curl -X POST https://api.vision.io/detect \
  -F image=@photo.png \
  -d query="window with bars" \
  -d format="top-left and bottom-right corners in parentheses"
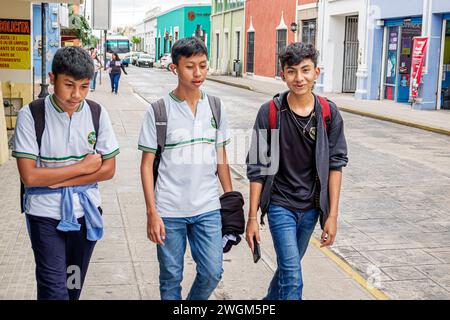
top-left (301, 19), bottom-right (317, 46)
top-left (247, 31), bottom-right (255, 73)
top-left (276, 29), bottom-right (287, 76)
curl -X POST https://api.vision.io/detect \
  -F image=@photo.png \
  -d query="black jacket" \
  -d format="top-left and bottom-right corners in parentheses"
top-left (220, 191), bottom-right (245, 236)
top-left (246, 91), bottom-right (348, 229)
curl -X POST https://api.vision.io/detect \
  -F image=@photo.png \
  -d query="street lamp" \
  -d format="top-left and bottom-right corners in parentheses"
top-left (38, 2), bottom-right (49, 98)
top-left (290, 22), bottom-right (298, 33)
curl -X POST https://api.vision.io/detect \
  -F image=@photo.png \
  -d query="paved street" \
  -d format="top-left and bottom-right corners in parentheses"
top-left (1, 65), bottom-right (450, 300)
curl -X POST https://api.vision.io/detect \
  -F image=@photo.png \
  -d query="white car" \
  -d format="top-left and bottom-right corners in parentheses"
top-left (137, 54), bottom-right (154, 68)
top-left (160, 53), bottom-right (172, 70)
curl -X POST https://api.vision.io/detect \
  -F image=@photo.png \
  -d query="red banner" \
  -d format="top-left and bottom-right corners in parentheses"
top-left (410, 37), bottom-right (428, 99)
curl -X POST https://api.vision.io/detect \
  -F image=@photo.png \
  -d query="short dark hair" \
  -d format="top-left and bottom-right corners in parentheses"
top-left (171, 37), bottom-right (208, 65)
top-left (279, 42), bottom-right (319, 70)
top-left (52, 46), bottom-right (94, 80)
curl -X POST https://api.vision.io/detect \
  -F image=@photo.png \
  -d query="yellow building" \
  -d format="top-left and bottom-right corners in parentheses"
top-left (0, 0), bottom-right (83, 165)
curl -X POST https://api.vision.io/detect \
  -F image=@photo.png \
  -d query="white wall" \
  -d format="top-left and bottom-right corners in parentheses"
top-left (317, 0), bottom-right (367, 93)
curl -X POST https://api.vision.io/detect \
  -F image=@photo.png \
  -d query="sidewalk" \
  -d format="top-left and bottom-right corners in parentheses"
top-left (207, 74), bottom-right (450, 135)
top-left (0, 73), bottom-right (380, 300)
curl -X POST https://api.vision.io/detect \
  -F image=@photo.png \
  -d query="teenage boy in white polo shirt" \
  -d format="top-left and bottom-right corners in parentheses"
top-left (139, 37), bottom-right (233, 300)
top-left (13, 46), bottom-right (119, 300)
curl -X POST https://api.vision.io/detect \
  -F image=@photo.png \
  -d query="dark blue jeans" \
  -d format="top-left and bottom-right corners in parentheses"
top-left (157, 209), bottom-right (223, 300)
top-left (26, 214), bottom-right (97, 300)
top-left (264, 204), bottom-right (320, 300)
top-left (109, 73), bottom-right (121, 93)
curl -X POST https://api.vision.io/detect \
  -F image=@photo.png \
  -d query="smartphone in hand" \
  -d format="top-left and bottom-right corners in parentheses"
top-left (253, 236), bottom-right (261, 263)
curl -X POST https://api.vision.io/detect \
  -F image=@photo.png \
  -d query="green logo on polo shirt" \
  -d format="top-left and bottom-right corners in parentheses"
top-left (211, 117), bottom-right (217, 129)
top-left (87, 131), bottom-right (97, 145)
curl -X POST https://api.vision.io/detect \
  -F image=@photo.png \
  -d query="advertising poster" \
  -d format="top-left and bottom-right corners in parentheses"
top-left (410, 37), bottom-right (428, 99)
top-left (0, 18), bottom-right (31, 70)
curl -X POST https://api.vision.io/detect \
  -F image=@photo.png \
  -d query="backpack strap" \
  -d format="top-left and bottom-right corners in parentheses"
top-left (151, 98), bottom-right (168, 153)
top-left (317, 96), bottom-right (331, 133)
top-left (269, 100), bottom-right (277, 130)
top-left (86, 99), bottom-right (102, 150)
top-left (207, 95), bottom-right (221, 129)
top-left (29, 98), bottom-right (46, 151)
top-left (21, 98), bottom-right (45, 214)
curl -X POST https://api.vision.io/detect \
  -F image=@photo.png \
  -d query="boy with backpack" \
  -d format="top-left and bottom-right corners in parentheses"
top-left (245, 43), bottom-right (348, 300)
top-left (138, 37), bottom-right (233, 300)
top-left (13, 46), bottom-right (120, 300)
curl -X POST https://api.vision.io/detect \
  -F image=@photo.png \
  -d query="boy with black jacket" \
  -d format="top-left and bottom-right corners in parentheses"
top-left (245, 43), bottom-right (348, 300)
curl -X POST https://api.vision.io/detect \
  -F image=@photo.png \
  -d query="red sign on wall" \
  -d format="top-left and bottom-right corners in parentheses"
top-left (409, 37), bottom-right (428, 99)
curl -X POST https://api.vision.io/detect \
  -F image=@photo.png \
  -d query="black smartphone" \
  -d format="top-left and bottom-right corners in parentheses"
top-left (253, 236), bottom-right (261, 263)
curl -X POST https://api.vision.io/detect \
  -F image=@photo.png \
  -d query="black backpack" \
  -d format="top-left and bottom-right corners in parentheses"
top-left (151, 95), bottom-right (222, 185)
top-left (19, 98), bottom-right (101, 213)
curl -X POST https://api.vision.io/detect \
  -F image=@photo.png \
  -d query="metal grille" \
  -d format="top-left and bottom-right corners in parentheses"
top-left (343, 16), bottom-right (359, 93)
top-left (276, 30), bottom-right (287, 76)
top-left (247, 32), bottom-right (255, 73)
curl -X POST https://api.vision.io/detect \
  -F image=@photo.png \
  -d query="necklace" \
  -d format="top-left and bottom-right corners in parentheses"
top-left (288, 106), bottom-right (315, 135)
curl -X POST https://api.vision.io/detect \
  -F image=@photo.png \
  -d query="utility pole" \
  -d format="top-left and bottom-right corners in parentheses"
top-left (38, 2), bottom-right (49, 98)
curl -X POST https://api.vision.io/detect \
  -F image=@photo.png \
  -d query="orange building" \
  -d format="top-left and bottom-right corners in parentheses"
top-left (244, 0), bottom-right (298, 78)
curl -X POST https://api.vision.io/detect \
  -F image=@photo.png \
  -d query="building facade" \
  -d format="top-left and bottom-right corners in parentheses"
top-left (32, 3), bottom-right (62, 79)
top-left (155, 4), bottom-right (211, 61)
top-left (316, 0), bottom-right (368, 95)
top-left (210, 0), bottom-right (245, 76)
top-left (298, 0), bottom-right (318, 46)
top-left (131, 21), bottom-right (145, 52)
top-left (244, 0), bottom-right (297, 78)
top-left (143, 8), bottom-right (160, 58)
top-left (363, 0), bottom-right (450, 110)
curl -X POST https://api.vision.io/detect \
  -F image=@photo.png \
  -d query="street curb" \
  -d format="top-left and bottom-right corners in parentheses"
top-left (229, 165), bottom-right (389, 300)
top-left (207, 77), bottom-right (450, 137)
top-left (337, 106), bottom-right (450, 136)
top-left (310, 238), bottom-right (390, 300)
top-left (206, 76), bottom-right (254, 91)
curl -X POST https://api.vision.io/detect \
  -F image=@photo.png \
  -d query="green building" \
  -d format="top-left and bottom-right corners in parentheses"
top-left (155, 4), bottom-right (212, 61)
top-left (210, 0), bottom-right (245, 75)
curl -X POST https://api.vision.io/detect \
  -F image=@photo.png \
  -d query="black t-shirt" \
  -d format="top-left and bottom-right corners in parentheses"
top-left (270, 94), bottom-right (318, 212)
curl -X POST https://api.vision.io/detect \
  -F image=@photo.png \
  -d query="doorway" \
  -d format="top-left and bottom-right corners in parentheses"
top-left (382, 20), bottom-right (422, 102)
top-left (441, 20), bottom-right (450, 109)
top-left (343, 15), bottom-right (359, 93)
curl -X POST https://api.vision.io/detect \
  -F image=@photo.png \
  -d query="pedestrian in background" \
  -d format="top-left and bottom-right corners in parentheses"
top-left (89, 47), bottom-right (102, 92)
top-left (245, 42), bottom-right (348, 300)
top-left (106, 53), bottom-right (127, 94)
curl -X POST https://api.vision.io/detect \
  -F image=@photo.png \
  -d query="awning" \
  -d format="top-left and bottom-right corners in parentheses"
top-left (384, 16), bottom-right (423, 27)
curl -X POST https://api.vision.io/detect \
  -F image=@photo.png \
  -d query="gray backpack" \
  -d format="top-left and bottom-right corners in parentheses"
top-left (151, 95), bottom-right (221, 185)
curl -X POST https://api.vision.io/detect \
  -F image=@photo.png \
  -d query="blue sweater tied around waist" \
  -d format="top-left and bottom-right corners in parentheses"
top-left (23, 183), bottom-right (103, 241)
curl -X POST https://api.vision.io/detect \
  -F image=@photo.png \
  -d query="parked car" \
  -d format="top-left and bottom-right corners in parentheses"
top-left (160, 53), bottom-right (172, 70)
top-left (137, 54), bottom-right (154, 68)
top-left (131, 52), bottom-right (142, 66)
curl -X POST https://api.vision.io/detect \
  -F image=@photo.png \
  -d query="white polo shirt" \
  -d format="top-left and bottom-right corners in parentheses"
top-left (138, 91), bottom-right (230, 218)
top-left (12, 94), bottom-right (120, 220)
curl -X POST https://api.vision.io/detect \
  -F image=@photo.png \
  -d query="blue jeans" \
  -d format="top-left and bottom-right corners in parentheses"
top-left (157, 209), bottom-right (223, 300)
top-left (109, 73), bottom-right (121, 93)
top-left (90, 71), bottom-right (98, 90)
top-left (264, 204), bottom-right (320, 300)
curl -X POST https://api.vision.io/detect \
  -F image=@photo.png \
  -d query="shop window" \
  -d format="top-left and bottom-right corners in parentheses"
top-left (301, 19), bottom-right (316, 46)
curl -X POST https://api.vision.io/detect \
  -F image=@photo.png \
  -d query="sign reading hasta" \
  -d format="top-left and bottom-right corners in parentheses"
top-left (0, 19), bottom-right (31, 70)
